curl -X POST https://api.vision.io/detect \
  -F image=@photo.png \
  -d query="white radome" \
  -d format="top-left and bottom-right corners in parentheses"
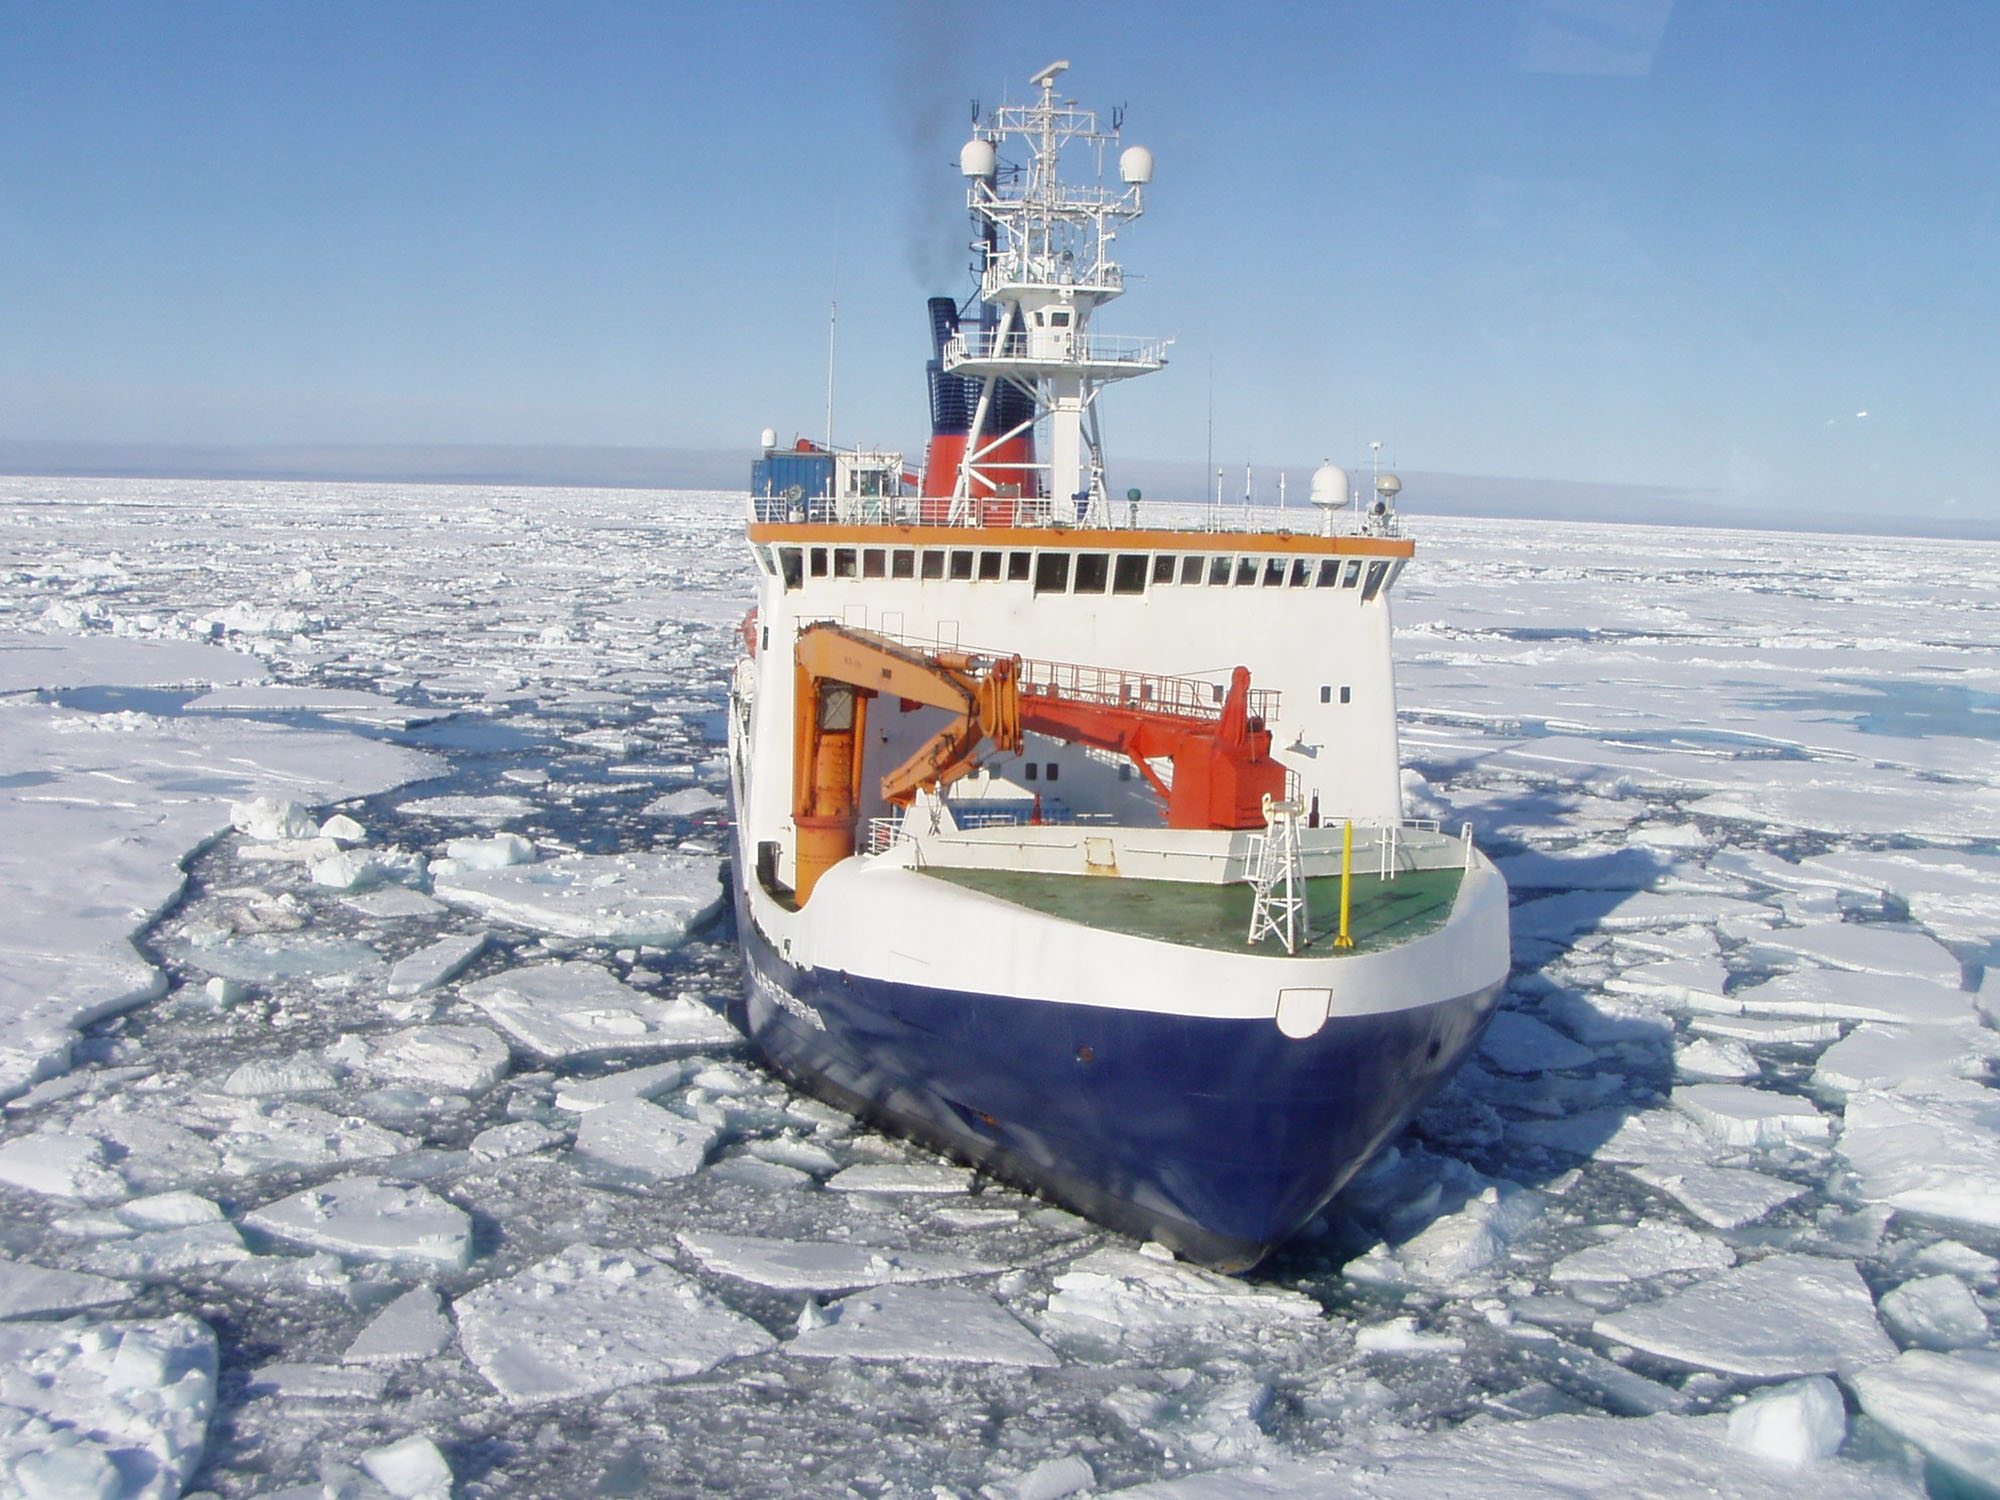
top-left (960, 138), bottom-right (997, 179)
top-left (1119, 145), bottom-right (1154, 184)
top-left (1309, 462), bottom-right (1349, 508)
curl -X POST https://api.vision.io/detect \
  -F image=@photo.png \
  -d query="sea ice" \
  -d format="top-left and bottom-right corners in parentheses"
top-left (1750, 924), bottom-right (1963, 988)
top-left (383, 932), bottom-right (490, 995)
top-left (1550, 1219), bottom-right (1736, 1283)
top-left (342, 1286), bottom-right (455, 1365)
top-left (551, 1059), bottom-right (688, 1112)
top-left (244, 1176), bottom-right (474, 1271)
top-left (1876, 1274), bottom-right (1990, 1351)
top-left (789, 1282), bottom-right (1057, 1366)
top-left (1477, 1011), bottom-right (1597, 1073)
top-left (440, 832), bottom-right (537, 869)
top-left (824, 1162), bottom-right (976, 1196)
top-left (0, 1314), bottom-right (218, 1500)
top-left (360, 1435), bottom-right (455, 1500)
top-left (222, 1055), bottom-right (343, 1096)
top-left (342, 887), bottom-right (447, 920)
top-left (0, 1131), bottom-right (129, 1201)
top-left (230, 796), bottom-right (320, 842)
top-left (1604, 958), bottom-right (1732, 1008)
top-left (1673, 1083), bottom-right (1831, 1147)
top-left (80, 1222), bottom-right (250, 1277)
top-left (644, 786), bottom-right (726, 818)
top-left (1849, 1349), bottom-right (2000, 1488)
top-left (203, 1099), bottom-right (411, 1177)
top-left (454, 1243), bottom-right (775, 1402)
top-left (461, 961), bottom-right (738, 1060)
top-left (433, 850), bottom-right (724, 945)
top-left (1724, 1375), bottom-right (1847, 1465)
top-left (1837, 1080), bottom-right (2000, 1229)
top-left (336, 1023), bottom-right (511, 1092)
top-left (468, 1120), bottom-right (564, 1161)
top-left (1675, 1036), bottom-right (1759, 1082)
top-left (1622, 1163), bottom-right (1810, 1229)
top-left (675, 1230), bottom-right (1000, 1291)
top-left (1811, 1022), bottom-right (1999, 1098)
top-left (310, 846), bottom-right (427, 893)
top-left (242, 1361), bottom-right (388, 1401)
top-left (572, 1097), bottom-right (719, 1181)
top-left (1594, 1254), bottom-right (1897, 1377)
top-left (1355, 1315), bottom-right (1465, 1356)
top-left (1390, 1181), bottom-right (1545, 1289)
top-left (1731, 968), bottom-right (1974, 1027)
top-left (1040, 1248), bottom-right (1321, 1349)
top-left (0, 1257), bottom-right (133, 1318)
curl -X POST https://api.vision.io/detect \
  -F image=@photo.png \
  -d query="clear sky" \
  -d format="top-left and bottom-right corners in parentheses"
top-left (3, 1), bottom-right (1996, 520)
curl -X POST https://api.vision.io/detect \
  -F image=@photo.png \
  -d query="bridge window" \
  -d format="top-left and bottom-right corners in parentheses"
top-left (1050, 310), bottom-right (1071, 327)
top-left (833, 548), bottom-right (857, 579)
top-left (1290, 558), bottom-right (1311, 586)
top-left (1235, 557), bottom-right (1258, 586)
top-left (1344, 559), bottom-right (1363, 587)
top-left (891, 549), bottom-right (915, 579)
top-left (1008, 551), bottom-right (1032, 581)
top-left (862, 548), bottom-right (886, 579)
top-left (979, 550), bottom-right (1003, 581)
top-left (1362, 561), bottom-right (1390, 601)
top-left (1153, 555), bottom-right (1176, 585)
top-left (1316, 559), bottom-right (1339, 587)
top-left (1113, 555), bottom-right (1149, 594)
top-left (1207, 556), bottom-right (1231, 586)
top-left (809, 547), bottom-right (828, 579)
top-left (921, 549), bottom-right (946, 580)
top-left (1024, 762), bottom-right (1037, 781)
top-left (1034, 552), bottom-right (1070, 594)
top-left (950, 550), bottom-right (974, 581)
top-left (1074, 553), bottom-right (1109, 593)
top-left (1181, 555), bottom-right (1204, 586)
top-left (779, 547), bottom-right (803, 590)
top-left (1263, 558), bottom-right (1286, 586)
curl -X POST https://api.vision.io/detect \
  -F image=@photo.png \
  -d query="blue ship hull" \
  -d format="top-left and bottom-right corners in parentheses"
top-left (729, 871), bottom-right (1502, 1270)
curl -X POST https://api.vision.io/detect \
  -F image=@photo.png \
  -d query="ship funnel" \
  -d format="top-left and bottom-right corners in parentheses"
top-left (1119, 145), bottom-right (1154, 184)
top-left (960, 138), bottom-right (997, 179)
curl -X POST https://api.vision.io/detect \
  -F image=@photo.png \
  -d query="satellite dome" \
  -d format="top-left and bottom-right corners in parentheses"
top-left (760, 427), bottom-right (777, 451)
top-left (1375, 472), bottom-right (1402, 498)
top-left (1309, 463), bottom-right (1349, 509)
top-left (961, 139), bottom-right (997, 179)
top-left (1119, 145), bottom-right (1154, 185)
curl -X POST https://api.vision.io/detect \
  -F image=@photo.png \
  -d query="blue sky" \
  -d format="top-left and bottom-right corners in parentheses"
top-left (3, 1), bottom-right (1995, 519)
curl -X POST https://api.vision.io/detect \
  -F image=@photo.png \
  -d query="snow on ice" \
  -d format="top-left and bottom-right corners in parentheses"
top-left (4, 482), bottom-right (1999, 1496)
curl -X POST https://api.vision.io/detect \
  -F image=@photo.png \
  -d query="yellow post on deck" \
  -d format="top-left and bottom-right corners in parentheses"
top-left (1335, 819), bottom-right (1355, 948)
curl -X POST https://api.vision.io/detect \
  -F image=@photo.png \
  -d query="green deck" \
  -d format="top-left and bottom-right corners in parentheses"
top-left (923, 863), bottom-right (1463, 956)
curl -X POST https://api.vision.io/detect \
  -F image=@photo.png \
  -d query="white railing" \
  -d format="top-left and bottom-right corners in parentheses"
top-left (943, 331), bottom-right (1171, 367)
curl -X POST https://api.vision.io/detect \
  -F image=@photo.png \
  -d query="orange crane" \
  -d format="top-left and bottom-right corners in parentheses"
top-left (790, 623), bottom-right (1285, 902)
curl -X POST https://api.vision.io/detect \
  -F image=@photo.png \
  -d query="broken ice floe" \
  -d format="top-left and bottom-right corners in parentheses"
top-left (461, 961), bottom-right (738, 1059)
top-left (676, 1230), bottom-right (1000, 1292)
top-left (327, 1022), bottom-right (511, 1092)
top-left (1672, 1083), bottom-right (1831, 1148)
top-left (434, 850), bottom-right (724, 945)
top-left (1549, 1219), bottom-right (1735, 1283)
top-left (1041, 1248), bottom-right (1321, 1350)
top-left (572, 1097), bottom-right (719, 1183)
top-left (1849, 1349), bottom-right (2000, 1489)
top-left (1876, 1273), bottom-right (1990, 1351)
top-left (341, 1285), bottom-right (455, 1365)
top-left (454, 1243), bottom-right (775, 1402)
top-left (0, 1257), bottom-right (133, 1318)
top-left (824, 1162), bottom-right (976, 1196)
top-left (244, 1176), bottom-right (473, 1271)
top-left (1837, 1080), bottom-right (2000, 1229)
top-left (790, 1282), bottom-right (1057, 1366)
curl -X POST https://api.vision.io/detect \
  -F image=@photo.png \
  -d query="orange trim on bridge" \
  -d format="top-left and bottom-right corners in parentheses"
top-left (746, 523), bottom-right (1414, 558)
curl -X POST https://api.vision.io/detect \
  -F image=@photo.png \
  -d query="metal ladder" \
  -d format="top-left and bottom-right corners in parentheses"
top-left (1246, 796), bottom-right (1311, 954)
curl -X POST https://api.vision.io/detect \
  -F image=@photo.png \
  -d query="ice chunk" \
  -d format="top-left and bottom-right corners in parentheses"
top-left (398, 793), bottom-right (536, 823)
top-left (0, 1258), bottom-right (132, 1318)
top-left (1041, 1247), bottom-right (1320, 1349)
top-left (455, 1243), bottom-right (774, 1402)
top-left (1550, 1219), bottom-right (1736, 1283)
top-left (343, 1286), bottom-right (454, 1365)
top-left (245, 1176), bottom-right (473, 1271)
top-left (342, 887), bottom-right (448, 920)
top-left (205, 1098), bottom-right (411, 1177)
top-left (551, 1059), bottom-right (689, 1112)
top-left (1751, 924), bottom-right (1962, 988)
top-left (1850, 1349), bottom-right (2000, 1489)
top-left (1908, 1239), bottom-right (2000, 1283)
top-left (1673, 1083), bottom-right (1831, 1147)
top-left (1594, 1254), bottom-right (1897, 1377)
top-left (1838, 1080), bottom-right (2000, 1229)
top-left (462, 961), bottom-right (738, 1060)
top-left (676, 1230), bottom-right (1000, 1292)
top-left (1478, 1011), bottom-right (1597, 1073)
top-left (0, 1314), bottom-right (217, 1500)
top-left (788, 1282), bottom-right (1057, 1366)
top-left (177, 932), bottom-right (383, 984)
top-left (1355, 1315), bottom-right (1466, 1356)
top-left (384, 932), bottom-right (490, 996)
top-left (1732, 968), bottom-right (1973, 1027)
top-left (434, 850), bottom-right (724, 946)
top-left (1811, 1022), bottom-right (1999, 1098)
top-left (1605, 958), bottom-right (1732, 1008)
top-left (1876, 1274), bottom-right (1990, 1351)
top-left (1690, 1012), bottom-right (1841, 1045)
top-left (1675, 1036), bottom-right (1759, 1082)
top-left (643, 786), bottom-right (726, 818)
top-left (230, 796), bottom-right (320, 842)
top-left (1725, 1375), bottom-right (1846, 1465)
top-left (349, 1023), bottom-right (510, 1092)
top-left (1623, 1163), bottom-right (1810, 1230)
top-left (0, 1132), bottom-right (128, 1201)
top-left (442, 832), bottom-right (537, 869)
top-left (243, 1361), bottom-right (388, 1400)
top-left (361, 1435), bottom-right (454, 1500)
top-left (1393, 1182), bottom-right (1544, 1289)
top-left (80, 1222), bottom-right (250, 1277)
top-left (572, 1097), bottom-right (719, 1182)
top-left (319, 812), bottom-right (367, 844)
top-left (991, 1454), bottom-right (1096, 1500)
top-left (825, 1163), bottom-right (976, 1196)
top-left (469, 1119), bottom-right (564, 1160)
top-left (222, 1055), bottom-right (342, 1096)
top-left (311, 846), bottom-right (428, 893)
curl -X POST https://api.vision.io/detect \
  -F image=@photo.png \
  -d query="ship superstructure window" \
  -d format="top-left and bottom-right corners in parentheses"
top-left (950, 550), bottom-right (974, 581)
top-left (1024, 762), bottom-right (1036, 781)
top-left (779, 547), bottom-right (803, 590)
top-left (1290, 558), bottom-right (1311, 587)
top-left (892, 549), bottom-right (915, 579)
top-left (1208, 556), bottom-right (1231, 586)
top-left (1008, 551), bottom-right (1032, 581)
top-left (979, 550), bottom-right (1003, 581)
top-left (1074, 553), bottom-right (1109, 593)
top-left (1113, 555), bottom-right (1148, 594)
top-left (1235, 558), bottom-right (1258, 586)
top-left (1362, 561), bottom-right (1390, 601)
top-left (1181, 556), bottom-right (1204, 586)
top-left (833, 547), bottom-right (857, 578)
top-left (863, 548), bottom-right (886, 579)
top-left (1342, 685), bottom-right (1352, 703)
top-left (1034, 552), bottom-right (1070, 594)
top-left (1344, 559), bottom-right (1363, 587)
top-left (921, 549), bottom-right (946, 580)
top-left (1316, 559), bottom-right (1339, 587)
top-left (1263, 558), bottom-right (1286, 587)
top-left (810, 547), bottom-right (829, 579)
top-left (1153, 555), bottom-right (1176, 585)
top-left (1050, 310), bottom-right (1071, 327)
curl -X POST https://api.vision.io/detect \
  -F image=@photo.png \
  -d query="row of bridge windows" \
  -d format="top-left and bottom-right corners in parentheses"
top-left (765, 545), bottom-right (1399, 601)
